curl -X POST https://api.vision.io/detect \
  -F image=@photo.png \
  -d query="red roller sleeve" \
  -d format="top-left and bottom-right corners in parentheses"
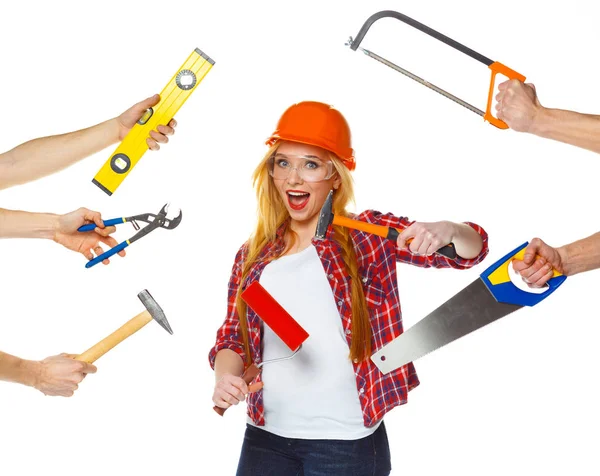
top-left (241, 281), bottom-right (310, 351)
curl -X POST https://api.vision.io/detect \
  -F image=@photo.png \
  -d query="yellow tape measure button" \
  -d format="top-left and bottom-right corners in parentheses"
top-left (176, 70), bottom-right (197, 90)
top-left (137, 108), bottom-right (154, 125)
top-left (110, 153), bottom-right (131, 174)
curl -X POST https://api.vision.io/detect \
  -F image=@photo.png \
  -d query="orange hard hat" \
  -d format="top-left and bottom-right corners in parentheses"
top-left (266, 101), bottom-right (356, 171)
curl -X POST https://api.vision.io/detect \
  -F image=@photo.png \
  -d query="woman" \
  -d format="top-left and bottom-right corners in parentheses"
top-left (209, 101), bottom-right (489, 475)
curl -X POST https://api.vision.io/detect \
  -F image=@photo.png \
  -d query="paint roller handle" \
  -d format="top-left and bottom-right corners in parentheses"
top-left (78, 218), bottom-right (125, 232)
top-left (213, 364), bottom-right (262, 417)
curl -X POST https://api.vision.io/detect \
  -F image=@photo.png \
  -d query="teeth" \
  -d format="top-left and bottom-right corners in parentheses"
top-left (288, 192), bottom-right (309, 197)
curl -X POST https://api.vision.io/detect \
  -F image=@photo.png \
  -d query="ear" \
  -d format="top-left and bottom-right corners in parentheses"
top-left (333, 174), bottom-right (342, 190)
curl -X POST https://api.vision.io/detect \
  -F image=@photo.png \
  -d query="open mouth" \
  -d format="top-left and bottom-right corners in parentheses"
top-left (286, 190), bottom-right (310, 211)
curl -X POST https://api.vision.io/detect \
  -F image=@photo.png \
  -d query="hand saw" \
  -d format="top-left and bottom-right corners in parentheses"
top-left (347, 10), bottom-right (525, 129)
top-left (371, 242), bottom-right (567, 374)
top-left (93, 48), bottom-right (214, 196)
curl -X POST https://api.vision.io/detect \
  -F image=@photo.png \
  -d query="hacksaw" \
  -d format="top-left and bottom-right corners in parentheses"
top-left (347, 11), bottom-right (525, 129)
top-left (93, 48), bottom-right (214, 196)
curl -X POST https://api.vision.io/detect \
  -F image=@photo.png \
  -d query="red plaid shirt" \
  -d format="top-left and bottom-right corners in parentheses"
top-left (209, 210), bottom-right (489, 427)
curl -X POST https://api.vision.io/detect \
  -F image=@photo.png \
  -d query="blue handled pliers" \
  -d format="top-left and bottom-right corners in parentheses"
top-left (77, 203), bottom-right (182, 268)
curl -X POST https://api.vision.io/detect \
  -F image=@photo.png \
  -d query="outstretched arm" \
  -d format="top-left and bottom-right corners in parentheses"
top-left (0, 207), bottom-right (125, 265)
top-left (512, 234), bottom-right (600, 287)
top-left (0, 351), bottom-right (96, 397)
top-left (496, 80), bottom-right (600, 154)
top-left (0, 94), bottom-right (176, 190)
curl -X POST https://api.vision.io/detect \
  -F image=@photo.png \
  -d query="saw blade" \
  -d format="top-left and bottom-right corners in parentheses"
top-left (359, 46), bottom-right (485, 117)
top-left (371, 278), bottom-right (520, 374)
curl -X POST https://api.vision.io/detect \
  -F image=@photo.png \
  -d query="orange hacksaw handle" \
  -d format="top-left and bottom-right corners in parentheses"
top-left (213, 363), bottom-right (263, 416)
top-left (484, 62), bottom-right (526, 129)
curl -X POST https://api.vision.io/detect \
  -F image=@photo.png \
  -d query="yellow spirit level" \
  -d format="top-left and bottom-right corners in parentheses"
top-left (93, 48), bottom-right (214, 195)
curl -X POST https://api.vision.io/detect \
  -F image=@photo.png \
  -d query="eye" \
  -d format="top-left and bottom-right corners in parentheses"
top-left (304, 160), bottom-right (321, 170)
top-left (275, 158), bottom-right (289, 168)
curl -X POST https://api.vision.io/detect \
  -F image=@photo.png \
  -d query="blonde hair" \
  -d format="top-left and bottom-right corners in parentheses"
top-left (236, 142), bottom-right (371, 364)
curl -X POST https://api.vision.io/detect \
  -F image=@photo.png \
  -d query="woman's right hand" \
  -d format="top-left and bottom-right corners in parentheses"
top-left (213, 373), bottom-right (249, 410)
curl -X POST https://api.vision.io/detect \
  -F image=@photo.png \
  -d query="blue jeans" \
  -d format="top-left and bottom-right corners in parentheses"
top-left (236, 422), bottom-right (391, 476)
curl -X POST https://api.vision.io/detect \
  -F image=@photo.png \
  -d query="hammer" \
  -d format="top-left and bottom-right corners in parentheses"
top-left (75, 290), bottom-right (173, 364)
top-left (315, 190), bottom-right (457, 259)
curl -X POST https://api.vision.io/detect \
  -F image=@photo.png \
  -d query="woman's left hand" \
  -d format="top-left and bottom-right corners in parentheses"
top-left (397, 221), bottom-right (455, 256)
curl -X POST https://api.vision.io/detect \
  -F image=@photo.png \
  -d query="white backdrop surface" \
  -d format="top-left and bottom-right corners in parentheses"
top-left (0, 1), bottom-right (599, 475)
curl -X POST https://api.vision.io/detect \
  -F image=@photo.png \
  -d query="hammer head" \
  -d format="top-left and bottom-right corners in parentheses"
top-left (315, 190), bottom-right (335, 239)
top-left (138, 289), bottom-right (173, 335)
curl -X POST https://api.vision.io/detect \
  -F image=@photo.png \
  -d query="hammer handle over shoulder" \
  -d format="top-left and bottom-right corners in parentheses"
top-left (75, 310), bottom-right (153, 364)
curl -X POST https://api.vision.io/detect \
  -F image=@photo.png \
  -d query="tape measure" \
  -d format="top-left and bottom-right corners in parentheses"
top-left (93, 48), bottom-right (214, 196)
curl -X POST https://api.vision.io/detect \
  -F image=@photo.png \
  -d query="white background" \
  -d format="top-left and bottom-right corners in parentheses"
top-left (0, 1), bottom-right (599, 475)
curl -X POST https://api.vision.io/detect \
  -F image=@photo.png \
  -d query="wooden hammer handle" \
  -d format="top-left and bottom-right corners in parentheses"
top-left (75, 310), bottom-right (153, 364)
top-left (213, 363), bottom-right (262, 416)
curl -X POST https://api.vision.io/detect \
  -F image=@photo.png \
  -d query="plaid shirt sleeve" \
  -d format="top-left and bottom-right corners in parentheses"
top-left (208, 243), bottom-right (248, 369)
top-left (358, 210), bottom-right (489, 269)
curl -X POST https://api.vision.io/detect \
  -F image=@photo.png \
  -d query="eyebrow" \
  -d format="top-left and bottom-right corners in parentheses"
top-left (274, 153), bottom-right (324, 161)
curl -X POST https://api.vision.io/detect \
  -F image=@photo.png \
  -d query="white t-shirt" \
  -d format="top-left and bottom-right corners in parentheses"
top-left (248, 244), bottom-right (381, 440)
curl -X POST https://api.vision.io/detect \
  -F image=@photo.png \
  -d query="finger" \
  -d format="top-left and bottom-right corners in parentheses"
top-left (397, 225), bottom-right (417, 249)
top-left (94, 225), bottom-right (116, 237)
top-left (409, 233), bottom-right (425, 255)
top-left (134, 94), bottom-right (160, 114)
top-left (80, 363), bottom-right (97, 374)
top-left (523, 238), bottom-right (544, 264)
top-left (221, 382), bottom-right (246, 402)
top-left (425, 239), bottom-right (443, 257)
top-left (517, 257), bottom-right (546, 280)
top-left (526, 83), bottom-right (536, 92)
top-left (527, 262), bottom-right (553, 287)
top-left (83, 248), bottom-right (94, 261)
top-left (147, 137), bottom-right (160, 151)
top-left (213, 396), bottom-right (231, 409)
top-left (93, 244), bottom-right (105, 258)
top-left (149, 130), bottom-right (169, 144)
top-left (215, 388), bottom-right (240, 406)
top-left (531, 267), bottom-right (554, 288)
top-left (82, 209), bottom-right (105, 229)
top-left (169, 119), bottom-right (177, 128)
top-left (417, 234), bottom-right (432, 255)
top-left (156, 125), bottom-right (175, 136)
top-left (231, 377), bottom-right (248, 396)
top-left (497, 80), bottom-right (509, 90)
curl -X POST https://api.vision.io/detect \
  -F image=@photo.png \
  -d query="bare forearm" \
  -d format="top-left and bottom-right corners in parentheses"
top-left (0, 351), bottom-right (39, 387)
top-left (559, 232), bottom-right (600, 276)
top-left (531, 108), bottom-right (600, 154)
top-left (214, 349), bottom-right (244, 382)
top-left (0, 208), bottom-right (59, 239)
top-left (452, 223), bottom-right (484, 259)
top-left (0, 118), bottom-right (120, 190)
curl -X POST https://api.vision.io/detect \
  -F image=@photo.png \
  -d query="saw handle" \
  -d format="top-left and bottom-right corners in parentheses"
top-left (75, 310), bottom-right (153, 364)
top-left (78, 218), bottom-right (125, 232)
top-left (484, 62), bottom-right (526, 129)
top-left (480, 242), bottom-right (566, 307)
top-left (333, 215), bottom-right (457, 259)
top-left (213, 364), bottom-right (263, 417)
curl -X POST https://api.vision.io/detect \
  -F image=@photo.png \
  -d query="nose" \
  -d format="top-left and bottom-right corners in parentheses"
top-left (286, 166), bottom-right (304, 185)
